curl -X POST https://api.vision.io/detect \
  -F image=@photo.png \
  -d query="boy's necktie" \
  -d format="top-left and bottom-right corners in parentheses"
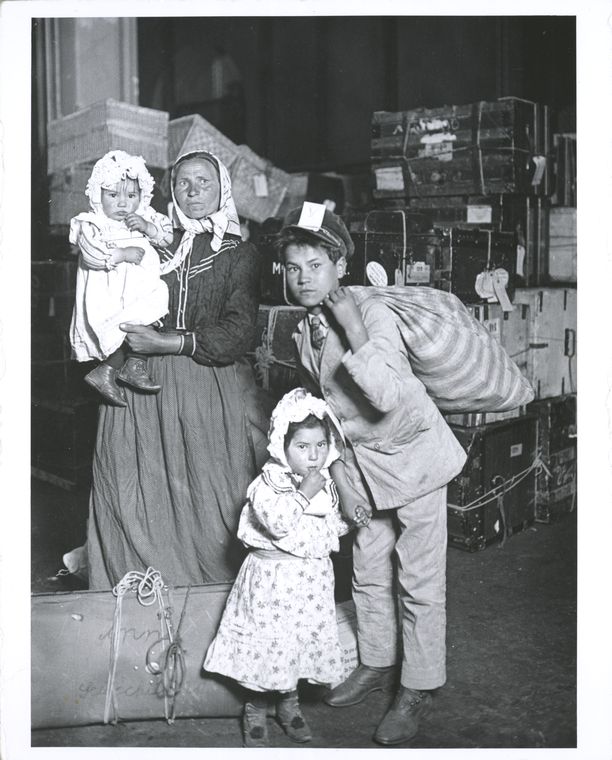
top-left (310, 316), bottom-right (326, 351)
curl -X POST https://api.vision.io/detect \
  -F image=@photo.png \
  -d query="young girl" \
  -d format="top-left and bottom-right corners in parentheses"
top-left (69, 150), bottom-right (172, 406)
top-left (204, 387), bottom-right (366, 747)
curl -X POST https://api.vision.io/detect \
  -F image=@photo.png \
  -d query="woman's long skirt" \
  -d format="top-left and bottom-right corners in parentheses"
top-left (87, 355), bottom-right (257, 589)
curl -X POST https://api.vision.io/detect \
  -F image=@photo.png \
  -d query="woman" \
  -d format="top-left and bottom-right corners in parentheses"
top-left (86, 150), bottom-right (262, 588)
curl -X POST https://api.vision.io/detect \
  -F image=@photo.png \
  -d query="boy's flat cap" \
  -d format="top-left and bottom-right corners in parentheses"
top-left (282, 203), bottom-right (355, 259)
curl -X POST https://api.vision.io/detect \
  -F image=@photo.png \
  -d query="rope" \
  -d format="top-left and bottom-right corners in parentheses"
top-left (252, 315), bottom-right (298, 389)
top-left (104, 568), bottom-right (188, 725)
top-left (448, 454), bottom-right (545, 513)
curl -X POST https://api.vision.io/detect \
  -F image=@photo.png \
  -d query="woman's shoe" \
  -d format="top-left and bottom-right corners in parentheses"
top-left (117, 357), bottom-right (161, 392)
top-left (242, 702), bottom-right (269, 748)
top-left (84, 364), bottom-right (127, 407)
top-left (276, 692), bottom-right (312, 743)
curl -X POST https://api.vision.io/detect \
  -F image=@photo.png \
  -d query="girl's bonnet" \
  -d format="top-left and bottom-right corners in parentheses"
top-left (85, 150), bottom-right (154, 216)
top-left (267, 387), bottom-right (344, 471)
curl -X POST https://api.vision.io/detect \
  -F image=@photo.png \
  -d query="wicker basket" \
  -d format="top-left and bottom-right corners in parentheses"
top-left (47, 99), bottom-right (169, 174)
top-left (168, 114), bottom-right (240, 169)
top-left (230, 145), bottom-right (290, 223)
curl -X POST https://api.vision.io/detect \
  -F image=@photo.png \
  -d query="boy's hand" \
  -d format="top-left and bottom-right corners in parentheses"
top-left (323, 287), bottom-right (368, 352)
top-left (125, 213), bottom-right (153, 237)
top-left (299, 470), bottom-right (326, 500)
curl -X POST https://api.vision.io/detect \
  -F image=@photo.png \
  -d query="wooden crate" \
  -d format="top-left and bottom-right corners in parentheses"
top-left (548, 207), bottom-right (576, 283)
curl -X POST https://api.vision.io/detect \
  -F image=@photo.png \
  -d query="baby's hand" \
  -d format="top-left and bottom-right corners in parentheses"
top-left (112, 246), bottom-right (145, 265)
top-left (299, 470), bottom-right (326, 500)
top-left (125, 213), bottom-right (153, 236)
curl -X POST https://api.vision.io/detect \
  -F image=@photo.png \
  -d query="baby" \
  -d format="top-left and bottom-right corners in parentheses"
top-left (69, 150), bottom-right (172, 406)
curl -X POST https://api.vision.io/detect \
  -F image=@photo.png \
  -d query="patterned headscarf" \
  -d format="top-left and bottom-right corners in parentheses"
top-left (267, 387), bottom-right (344, 472)
top-left (85, 150), bottom-right (155, 216)
top-left (160, 150), bottom-right (241, 275)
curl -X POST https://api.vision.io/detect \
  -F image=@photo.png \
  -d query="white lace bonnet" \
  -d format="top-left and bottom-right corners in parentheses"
top-left (85, 150), bottom-right (155, 215)
top-left (267, 387), bottom-right (344, 470)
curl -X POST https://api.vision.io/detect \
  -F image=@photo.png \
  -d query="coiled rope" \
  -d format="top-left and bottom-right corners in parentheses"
top-left (104, 568), bottom-right (190, 725)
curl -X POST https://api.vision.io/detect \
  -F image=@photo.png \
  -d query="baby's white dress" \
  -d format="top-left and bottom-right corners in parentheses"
top-left (69, 209), bottom-right (170, 361)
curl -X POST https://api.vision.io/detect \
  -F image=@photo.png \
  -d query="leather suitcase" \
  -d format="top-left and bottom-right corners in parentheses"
top-left (248, 304), bottom-right (306, 401)
top-left (443, 228), bottom-right (516, 307)
top-left (372, 98), bottom-right (550, 198)
top-left (447, 416), bottom-right (538, 551)
top-left (527, 394), bottom-right (577, 522)
top-left (252, 217), bottom-right (290, 306)
top-left (408, 194), bottom-right (550, 286)
top-left (344, 209), bottom-right (446, 287)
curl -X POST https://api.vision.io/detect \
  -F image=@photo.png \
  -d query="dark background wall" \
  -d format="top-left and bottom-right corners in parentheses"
top-left (137, 16), bottom-right (576, 172)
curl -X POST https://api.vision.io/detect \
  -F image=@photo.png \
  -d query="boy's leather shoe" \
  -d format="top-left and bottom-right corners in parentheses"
top-left (373, 687), bottom-right (432, 745)
top-left (323, 664), bottom-right (396, 707)
top-left (85, 364), bottom-right (127, 407)
top-left (117, 357), bottom-right (161, 392)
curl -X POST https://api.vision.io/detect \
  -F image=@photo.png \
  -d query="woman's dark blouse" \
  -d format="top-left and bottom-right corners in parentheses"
top-left (160, 231), bottom-right (261, 366)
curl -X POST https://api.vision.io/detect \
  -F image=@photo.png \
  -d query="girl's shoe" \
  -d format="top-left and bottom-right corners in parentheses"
top-left (117, 357), bottom-right (161, 392)
top-left (84, 364), bottom-right (127, 406)
top-left (276, 692), bottom-right (312, 743)
top-left (242, 702), bottom-right (269, 748)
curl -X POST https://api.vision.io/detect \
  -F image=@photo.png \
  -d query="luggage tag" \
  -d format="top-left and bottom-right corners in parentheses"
top-left (474, 269), bottom-right (514, 313)
top-left (366, 261), bottom-right (389, 286)
top-left (531, 156), bottom-right (547, 187)
top-left (253, 173), bottom-right (269, 197)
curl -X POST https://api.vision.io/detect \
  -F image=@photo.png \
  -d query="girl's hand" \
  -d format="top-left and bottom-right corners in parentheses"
top-left (119, 323), bottom-right (181, 355)
top-left (341, 501), bottom-right (372, 529)
top-left (323, 287), bottom-right (368, 352)
top-left (111, 246), bottom-right (145, 265)
top-left (125, 213), bottom-right (153, 236)
top-left (299, 470), bottom-right (326, 500)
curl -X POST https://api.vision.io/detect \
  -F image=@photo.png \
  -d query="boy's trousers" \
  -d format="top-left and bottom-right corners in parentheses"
top-left (352, 485), bottom-right (448, 691)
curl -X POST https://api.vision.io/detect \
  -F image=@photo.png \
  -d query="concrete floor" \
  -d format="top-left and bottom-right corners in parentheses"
top-left (31, 479), bottom-right (576, 749)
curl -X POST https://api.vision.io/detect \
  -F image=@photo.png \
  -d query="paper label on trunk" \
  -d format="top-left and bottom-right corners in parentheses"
top-left (374, 166), bottom-right (404, 192)
top-left (467, 205), bottom-right (493, 225)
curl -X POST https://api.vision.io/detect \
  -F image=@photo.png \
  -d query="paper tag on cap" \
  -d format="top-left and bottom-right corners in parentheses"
top-left (297, 202), bottom-right (327, 231)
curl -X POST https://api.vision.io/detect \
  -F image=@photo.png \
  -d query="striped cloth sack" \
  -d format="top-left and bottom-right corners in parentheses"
top-left (349, 286), bottom-right (534, 413)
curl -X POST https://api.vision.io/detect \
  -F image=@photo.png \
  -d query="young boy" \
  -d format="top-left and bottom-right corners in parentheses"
top-left (276, 202), bottom-right (467, 745)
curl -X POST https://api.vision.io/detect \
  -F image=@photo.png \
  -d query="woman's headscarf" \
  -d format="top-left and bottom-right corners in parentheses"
top-left (85, 150), bottom-right (154, 216)
top-left (160, 150), bottom-right (241, 275)
top-left (267, 387), bottom-right (344, 472)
